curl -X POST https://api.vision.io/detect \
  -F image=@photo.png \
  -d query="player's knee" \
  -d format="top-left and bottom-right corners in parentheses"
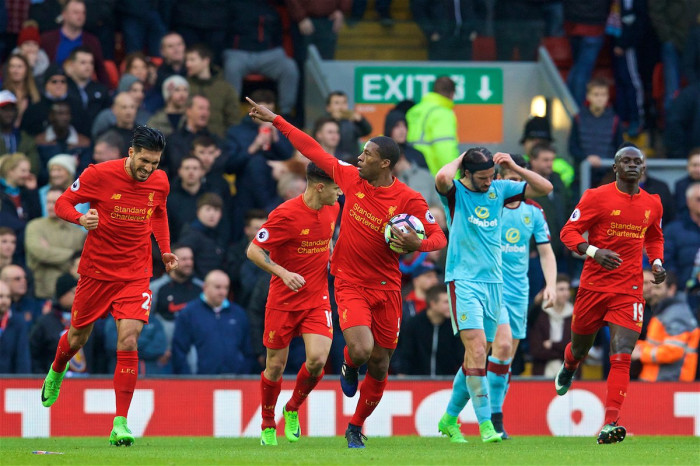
top-left (305, 355), bottom-right (327, 375)
top-left (118, 335), bottom-right (139, 351)
top-left (494, 340), bottom-right (512, 359)
top-left (265, 360), bottom-right (285, 380)
top-left (348, 344), bottom-right (372, 364)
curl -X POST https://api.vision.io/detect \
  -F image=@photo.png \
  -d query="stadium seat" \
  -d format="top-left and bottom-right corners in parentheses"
top-left (652, 62), bottom-right (665, 127)
top-left (103, 60), bottom-right (120, 90)
top-left (472, 36), bottom-right (497, 61)
top-left (541, 36), bottom-right (572, 70)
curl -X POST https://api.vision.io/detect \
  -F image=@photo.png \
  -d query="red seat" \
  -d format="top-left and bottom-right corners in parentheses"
top-left (540, 36), bottom-right (573, 70)
top-left (103, 60), bottom-right (120, 90)
top-left (472, 36), bottom-right (496, 61)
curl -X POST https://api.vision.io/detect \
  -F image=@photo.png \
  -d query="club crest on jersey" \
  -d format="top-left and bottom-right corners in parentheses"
top-left (70, 179), bottom-right (80, 192)
top-left (474, 206), bottom-right (489, 219)
top-left (425, 210), bottom-right (436, 224)
top-left (387, 205), bottom-right (397, 218)
top-left (644, 210), bottom-right (650, 223)
top-left (570, 208), bottom-right (581, 221)
top-left (523, 215), bottom-right (531, 225)
top-left (256, 228), bottom-right (270, 242)
top-left (330, 221), bottom-right (336, 233)
top-left (148, 191), bottom-right (155, 206)
top-left (488, 192), bottom-right (496, 200)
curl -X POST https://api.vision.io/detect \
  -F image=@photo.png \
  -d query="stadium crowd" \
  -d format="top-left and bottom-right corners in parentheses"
top-left (0, 0), bottom-right (698, 382)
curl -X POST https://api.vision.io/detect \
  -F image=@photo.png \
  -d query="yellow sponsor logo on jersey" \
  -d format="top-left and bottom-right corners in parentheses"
top-left (505, 228), bottom-right (520, 243)
top-left (355, 192), bottom-right (365, 199)
top-left (474, 206), bottom-right (489, 219)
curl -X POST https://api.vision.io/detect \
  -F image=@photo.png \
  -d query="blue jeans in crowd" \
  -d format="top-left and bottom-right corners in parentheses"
top-left (662, 41), bottom-right (681, 113)
top-left (567, 35), bottom-right (605, 106)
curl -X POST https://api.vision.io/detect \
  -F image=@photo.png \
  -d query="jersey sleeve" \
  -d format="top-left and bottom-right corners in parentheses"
top-left (531, 203), bottom-right (551, 244)
top-left (404, 193), bottom-right (447, 252)
top-left (644, 196), bottom-right (664, 263)
top-left (152, 179), bottom-right (171, 255)
top-left (495, 180), bottom-right (527, 204)
top-left (273, 116), bottom-right (358, 191)
top-left (54, 164), bottom-right (101, 225)
top-left (560, 189), bottom-right (598, 252)
top-left (252, 208), bottom-right (291, 250)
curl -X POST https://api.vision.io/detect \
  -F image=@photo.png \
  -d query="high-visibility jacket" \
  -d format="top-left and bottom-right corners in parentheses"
top-left (406, 92), bottom-right (458, 176)
top-left (637, 295), bottom-right (699, 382)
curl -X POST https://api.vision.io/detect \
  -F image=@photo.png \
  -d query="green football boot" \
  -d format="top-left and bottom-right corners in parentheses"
top-left (109, 416), bottom-right (135, 446)
top-left (438, 413), bottom-right (467, 443)
top-left (597, 423), bottom-right (627, 444)
top-left (260, 427), bottom-right (278, 446)
top-left (40, 363), bottom-right (69, 407)
top-left (479, 420), bottom-right (503, 443)
top-left (283, 406), bottom-right (301, 442)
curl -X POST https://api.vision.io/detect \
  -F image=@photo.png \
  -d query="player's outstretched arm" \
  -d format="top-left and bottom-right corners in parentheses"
top-left (494, 152), bottom-right (553, 198)
top-left (246, 242), bottom-right (306, 291)
top-left (536, 242), bottom-right (557, 308)
top-left (435, 152), bottom-right (464, 194)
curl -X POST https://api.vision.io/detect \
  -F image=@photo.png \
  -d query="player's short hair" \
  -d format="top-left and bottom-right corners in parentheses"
top-left (586, 76), bottom-right (610, 92)
top-left (186, 43), bottom-right (212, 61)
top-left (369, 136), bottom-right (400, 168)
top-left (325, 90), bottom-right (347, 105)
top-left (197, 192), bottom-right (223, 210)
top-left (66, 45), bottom-right (92, 62)
top-left (244, 209), bottom-right (268, 226)
top-left (313, 116), bottom-right (339, 137)
top-left (250, 89), bottom-right (276, 105)
top-left (191, 135), bottom-right (218, 151)
top-left (132, 125), bottom-right (166, 153)
top-left (530, 142), bottom-right (555, 160)
top-left (306, 162), bottom-right (333, 184)
top-left (425, 284), bottom-right (447, 305)
top-left (432, 76), bottom-right (456, 96)
top-left (613, 145), bottom-right (643, 164)
top-left (460, 147), bottom-right (493, 174)
top-left (179, 154), bottom-right (203, 170)
top-left (0, 226), bottom-right (16, 237)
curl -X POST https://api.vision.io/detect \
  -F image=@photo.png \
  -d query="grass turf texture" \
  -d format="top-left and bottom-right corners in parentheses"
top-left (3, 436), bottom-right (698, 465)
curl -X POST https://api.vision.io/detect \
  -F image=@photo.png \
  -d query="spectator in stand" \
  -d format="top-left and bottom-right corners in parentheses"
top-left (178, 193), bottom-right (227, 278)
top-left (224, 0), bottom-right (299, 118)
top-left (24, 187), bottom-right (85, 300)
top-left (406, 77), bottom-right (458, 176)
top-left (12, 21), bottom-right (50, 79)
top-left (674, 149), bottom-right (700, 217)
top-left (117, 1), bottom-right (166, 57)
top-left (40, 0), bottom-right (109, 87)
top-left (402, 262), bottom-right (439, 321)
top-left (191, 135), bottom-right (230, 200)
top-left (324, 90), bottom-right (372, 159)
top-left (164, 95), bottom-right (217, 176)
top-left (0, 153), bottom-right (42, 260)
top-left (411, 0), bottom-right (479, 61)
top-left (634, 270), bottom-right (699, 381)
top-left (91, 93), bottom-right (137, 152)
top-left (563, 0), bottom-right (611, 107)
top-left (286, 0), bottom-right (349, 61)
top-left (167, 155), bottom-right (211, 241)
top-left (529, 274), bottom-right (574, 377)
top-left (153, 33), bottom-right (188, 111)
top-left (2, 53), bottom-right (40, 128)
top-left (392, 149), bottom-right (439, 206)
top-left (0, 279), bottom-right (30, 374)
top-left (172, 269), bottom-right (255, 375)
top-left (683, 20), bottom-right (700, 86)
top-left (0, 264), bottom-right (44, 328)
top-left (350, 0), bottom-right (393, 27)
top-left (37, 154), bottom-right (83, 217)
top-left (312, 116), bottom-right (353, 164)
top-left (0, 228), bottom-right (17, 270)
top-left (664, 82), bottom-right (700, 159)
top-left (172, 0), bottom-right (231, 60)
top-left (384, 109), bottom-right (427, 169)
top-left (568, 77), bottom-right (623, 187)
top-left (63, 46), bottom-right (111, 138)
top-left (82, 0), bottom-right (117, 62)
top-left (185, 43), bottom-right (240, 138)
top-left (265, 172), bottom-right (306, 211)
top-left (147, 76), bottom-right (190, 138)
top-left (664, 183), bottom-right (700, 290)
top-left (392, 284), bottom-right (464, 376)
top-left (150, 244), bottom-right (203, 371)
top-left (91, 130), bottom-right (125, 164)
top-left (34, 102), bottom-right (90, 186)
top-left (0, 91), bottom-right (39, 176)
top-left (91, 77), bottom-right (150, 141)
top-left (226, 209), bottom-right (268, 306)
top-left (494, 0), bottom-right (547, 61)
top-left (104, 310), bottom-right (168, 375)
top-left (21, 65), bottom-right (69, 137)
top-left (648, 1), bottom-right (700, 113)
top-left (520, 116), bottom-right (574, 188)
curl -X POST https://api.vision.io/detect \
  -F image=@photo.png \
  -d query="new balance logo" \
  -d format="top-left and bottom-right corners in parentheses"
top-left (300, 229), bottom-right (310, 235)
top-left (610, 210), bottom-right (621, 216)
top-left (111, 193), bottom-right (122, 200)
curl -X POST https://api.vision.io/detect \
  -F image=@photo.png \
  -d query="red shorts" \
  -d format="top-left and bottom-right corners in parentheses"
top-left (335, 278), bottom-right (403, 349)
top-left (572, 288), bottom-right (645, 334)
top-left (263, 306), bottom-right (333, 349)
top-left (71, 276), bottom-right (152, 328)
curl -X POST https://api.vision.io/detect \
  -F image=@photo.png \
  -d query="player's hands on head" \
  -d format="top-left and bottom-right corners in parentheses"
top-left (651, 262), bottom-right (666, 284)
top-left (246, 97), bottom-right (278, 123)
top-left (281, 270), bottom-right (306, 292)
top-left (162, 252), bottom-right (179, 272)
top-left (80, 209), bottom-right (99, 230)
top-left (493, 152), bottom-right (514, 169)
top-left (594, 248), bottom-right (623, 270)
top-left (390, 225), bottom-right (422, 252)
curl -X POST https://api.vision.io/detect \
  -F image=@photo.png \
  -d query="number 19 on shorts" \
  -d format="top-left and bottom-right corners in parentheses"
top-left (632, 302), bottom-right (644, 323)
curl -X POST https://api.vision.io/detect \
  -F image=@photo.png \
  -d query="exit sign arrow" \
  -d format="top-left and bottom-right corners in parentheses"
top-left (477, 75), bottom-right (493, 101)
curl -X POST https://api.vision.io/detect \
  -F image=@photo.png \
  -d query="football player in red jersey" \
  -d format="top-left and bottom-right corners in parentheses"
top-left (41, 126), bottom-right (178, 446)
top-left (558, 145), bottom-right (666, 444)
top-left (247, 163), bottom-right (341, 446)
top-left (248, 97), bottom-right (447, 448)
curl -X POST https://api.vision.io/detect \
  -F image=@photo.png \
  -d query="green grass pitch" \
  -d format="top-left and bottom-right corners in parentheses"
top-left (3, 436), bottom-right (698, 465)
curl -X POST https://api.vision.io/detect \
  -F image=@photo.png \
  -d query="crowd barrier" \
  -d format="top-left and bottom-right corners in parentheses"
top-left (2, 378), bottom-right (698, 438)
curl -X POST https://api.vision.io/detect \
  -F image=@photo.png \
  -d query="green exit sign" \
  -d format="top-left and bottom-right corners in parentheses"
top-left (354, 67), bottom-right (503, 105)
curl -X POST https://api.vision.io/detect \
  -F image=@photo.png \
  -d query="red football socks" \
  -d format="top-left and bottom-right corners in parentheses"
top-left (260, 372), bottom-right (282, 429)
top-left (344, 346), bottom-right (359, 368)
top-left (605, 353), bottom-right (631, 425)
top-left (350, 373), bottom-right (387, 427)
top-left (564, 342), bottom-right (582, 372)
top-left (114, 350), bottom-right (138, 418)
top-left (51, 333), bottom-right (80, 373)
top-left (286, 363), bottom-right (323, 412)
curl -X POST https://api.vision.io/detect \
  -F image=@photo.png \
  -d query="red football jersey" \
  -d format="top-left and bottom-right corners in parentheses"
top-left (253, 195), bottom-right (340, 311)
top-left (55, 158), bottom-right (171, 281)
top-left (274, 117), bottom-right (447, 291)
top-left (560, 182), bottom-right (664, 298)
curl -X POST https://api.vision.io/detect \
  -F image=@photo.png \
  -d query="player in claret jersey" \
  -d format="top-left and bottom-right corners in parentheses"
top-left (247, 97), bottom-right (447, 449)
top-left (247, 163), bottom-right (341, 446)
top-left (558, 145), bottom-right (666, 444)
top-left (40, 126), bottom-right (178, 447)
